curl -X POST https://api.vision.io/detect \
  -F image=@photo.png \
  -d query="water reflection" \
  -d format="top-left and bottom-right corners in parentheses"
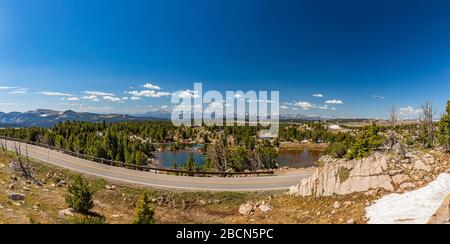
top-left (275, 149), bottom-right (324, 168)
top-left (156, 148), bottom-right (324, 169)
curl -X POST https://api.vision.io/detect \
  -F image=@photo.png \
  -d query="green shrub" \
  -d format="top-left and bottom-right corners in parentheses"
top-left (133, 192), bottom-right (155, 224)
top-left (327, 142), bottom-right (348, 158)
top-left (65, 175), bottom-right (95, 214)
top-left (438, 101), bottom-right (450, 152)
top-left (63, 216), bottom-right (106, 224)
top-left (346, 124), bottom-right (384, 159)
top-left (404, 135), bottom-right (414, 146)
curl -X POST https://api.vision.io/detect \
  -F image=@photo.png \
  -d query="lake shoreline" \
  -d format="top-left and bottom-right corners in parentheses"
top-left (279, 141), bottom-right (329, 151)
top-left (155, 142), bottom-right (327, 170)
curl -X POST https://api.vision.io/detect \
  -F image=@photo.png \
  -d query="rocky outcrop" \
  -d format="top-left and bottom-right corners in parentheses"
top-left (239, 201), bottom-right (272, 216)
top-left (290, 150), bottom-right (449, 197)
top-left (427, 194), bottom-right (450, 224)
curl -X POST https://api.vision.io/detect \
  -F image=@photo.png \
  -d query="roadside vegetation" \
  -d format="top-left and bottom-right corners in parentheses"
top-left (0, 150), bottom-right (379, 224)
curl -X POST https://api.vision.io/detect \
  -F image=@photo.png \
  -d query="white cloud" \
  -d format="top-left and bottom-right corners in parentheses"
top-left (372, 95), bottom-right (385, 99)
top-left (128, 90), bottom-right (171, 98)
top-left (280, 105), bottom-right (289, 109)
top-left (256, 99), bottom-right (275, 104)
top-left (122, 97), bottom-right (129, 100)
top-left (130, 96), bottom-right (141, 101)
top-left (143, 83), bottom-right (161, 90)
top-left (0, 86), bottom-right (18, 90)
top-left (82, 95), bottom-right (100, 102)
top-left (38, 91), bottom-right (73, 96)
top-left (399, 106), bottom-right (421, 117)
top-left (312, 93), bottom-right (324, 98)
top-left (0, 102), bottom-right (25, 106)
top-left (103, 96), bottom-right (121, 102)
top-left (84, 91), bottom-right (115, 96)
top-left (325, 99), bottom-right (344, 104)
top-left (67, 97), bottom-right (80, 101)
top-left (318, 105), bottom-right (329, 110)
top-left (204, 101), bottom-right (224, 113)
top-left (9, 88), bottom-right (27, 94)
top-left (176, 90), bottom-right (200, 99)
top-left (78, 106), bottom-right (114, 112)
top-left (295, 101), bottom-right (314, 110)
top-left (160, 105), bottom-right (168, 109)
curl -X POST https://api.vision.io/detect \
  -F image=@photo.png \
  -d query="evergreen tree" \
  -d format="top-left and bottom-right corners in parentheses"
top-left (184, 153), bottom-right (198, 174)
top-left (171, 159), bottom-right (178, 169)
top-left (65, 175), bottom-right (94, 214)
top-left (346, 124), bottom-right (384, 159)
top-left (438, 101), bottom-right (450, 152)
top-left (133, 192), bottom-right (155, 224)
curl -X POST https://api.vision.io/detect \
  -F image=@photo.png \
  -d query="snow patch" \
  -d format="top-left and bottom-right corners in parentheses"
top-left (328, 124), bottom-right (342, 130)
top-left (366, 173), bottom-right (450, 224)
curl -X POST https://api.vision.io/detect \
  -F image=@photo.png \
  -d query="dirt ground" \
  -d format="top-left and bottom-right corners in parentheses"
top-left (0, 152), bottom-right (378, 224)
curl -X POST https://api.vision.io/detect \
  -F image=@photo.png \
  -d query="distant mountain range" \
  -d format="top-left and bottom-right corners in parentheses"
top-left (279, 113), bottom-right (324, 121)
top-left (136, 110), bottom-right (327, 121)
top-left (134, 109), bottom-right (173, 120)
top-left (0, 109), bottom-right (158, 127)
top-left (0, 109), bottom-right (366, 128)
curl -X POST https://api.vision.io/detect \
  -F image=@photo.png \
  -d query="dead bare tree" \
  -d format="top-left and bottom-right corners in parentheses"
top-left (386, 104), bottom-right (406, 158)
top-left (248, 150), bottom-right (261, 172)
top-left (420, 101), bottom-right (435, 148)
top-left (390, 104), bottom-right (398, 128)
top-left (206, 138), bottom-right (228, 173)
top-left (0, 139), bottom-right (6, 154)
top-left (387, 104), bottom-right (399, 149)
top-left (13, 142), bottom-right (37, 183)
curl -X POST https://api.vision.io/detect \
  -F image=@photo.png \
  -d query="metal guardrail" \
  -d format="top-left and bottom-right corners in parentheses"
top-left (0, 136), bottom-right (274, 176)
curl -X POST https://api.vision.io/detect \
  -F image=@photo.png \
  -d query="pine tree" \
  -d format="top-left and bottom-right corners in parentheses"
top-left (133, 192), bottom-right (155, 224)
top-left (65, 175), bottom-right (94, 214)
top-left (184, 153), bottom-right (198, 175)
top-left (438, 100), bottom-right (450, 152)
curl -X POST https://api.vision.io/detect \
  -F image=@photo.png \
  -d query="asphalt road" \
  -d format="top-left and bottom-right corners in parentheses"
top-left (3, 139), bottom-right (312, 191)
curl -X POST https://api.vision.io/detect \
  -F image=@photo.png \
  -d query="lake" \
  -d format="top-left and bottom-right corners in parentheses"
top-left (156, 148), bottom-right (324, 169)
top-left (275, 149), bottom-right (324, 168)
top-left (156, 150), bottom-right (206, 168)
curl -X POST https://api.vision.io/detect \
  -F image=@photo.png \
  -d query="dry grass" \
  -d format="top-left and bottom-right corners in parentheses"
top-left (0, 152), bottom-right (376, 224)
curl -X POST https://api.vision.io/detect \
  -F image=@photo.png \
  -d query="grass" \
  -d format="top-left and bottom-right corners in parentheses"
top-left (0, 150), bottom-right (375, 224)
top-left (62, 215), bottom-right (107, 224)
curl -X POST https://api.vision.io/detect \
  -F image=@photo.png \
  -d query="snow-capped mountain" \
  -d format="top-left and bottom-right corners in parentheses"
top-left (0, 109), bottom-right (139, 127)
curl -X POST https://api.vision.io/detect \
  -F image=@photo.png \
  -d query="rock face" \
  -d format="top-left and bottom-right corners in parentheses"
top-left (294, 153), bottom-right (394, 196)
top-left (290, 150), bottom-right (448, 197)
top-left (427, 194), bottom-right (450, 224)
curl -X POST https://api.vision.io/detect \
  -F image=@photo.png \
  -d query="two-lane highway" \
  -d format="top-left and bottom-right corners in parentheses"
top-left (3, 139), bottom-right (312, 191)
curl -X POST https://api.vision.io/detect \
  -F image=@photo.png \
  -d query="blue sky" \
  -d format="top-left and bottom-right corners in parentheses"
top-left (0, 0), bottom-right (449, 118)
